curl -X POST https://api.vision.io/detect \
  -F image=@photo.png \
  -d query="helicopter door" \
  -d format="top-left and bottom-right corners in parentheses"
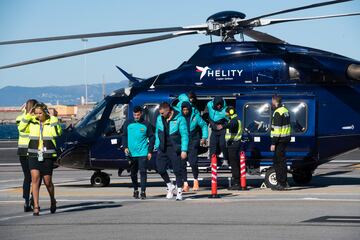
top-left (90, 101), bottom-right (129, 169)
top-left (236, 95), bottom-right (316, 165)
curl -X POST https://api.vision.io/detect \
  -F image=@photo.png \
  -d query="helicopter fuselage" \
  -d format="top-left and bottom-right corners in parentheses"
top-left (57, 41), bottom-right (360, 183)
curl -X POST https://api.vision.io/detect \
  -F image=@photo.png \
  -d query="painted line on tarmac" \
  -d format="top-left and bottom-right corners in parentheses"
top-left (0, 178), bottom-right (22, 183)
top-left (1, 197), bottom-right (360, 205)
top-left (0, 163), bottom-right (20, 166)
top-left (331, 160), bottom-right (360, 163)
top-left (0, 147), bottom-right (17, 150)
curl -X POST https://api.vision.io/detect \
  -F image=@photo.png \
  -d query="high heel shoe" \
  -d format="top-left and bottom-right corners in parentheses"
top-left (33, 207), bottom-right (40, 216)
top-left (50, 200), bottom-right (57, 214)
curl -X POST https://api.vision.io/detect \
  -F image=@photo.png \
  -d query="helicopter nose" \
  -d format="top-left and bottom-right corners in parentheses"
top-left (347, 64), bottom-right (360, 81)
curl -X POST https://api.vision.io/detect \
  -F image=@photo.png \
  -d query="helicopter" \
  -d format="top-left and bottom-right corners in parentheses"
top-left (1, 0), bottom-right (360, 188)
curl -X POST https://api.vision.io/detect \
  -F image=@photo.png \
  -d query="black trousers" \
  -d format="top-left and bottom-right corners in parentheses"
top-left (156, 146), bottom-right (184, 188)
top-left (273, 142), bottom-right (289, 186)
top-left (227, 141), bottom-right (241, 184)
top-left (182, 140), bottom-right (200, 182)
top-left (209, 129), bottom-right (228, 161)
top-left (19, 156), bottom-right (31, 202)
top-left (129, 156), bottom-right (148, 192)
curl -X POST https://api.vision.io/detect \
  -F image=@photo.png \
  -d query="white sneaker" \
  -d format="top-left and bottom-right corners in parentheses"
top-left (176, 188), bottom-right (183, 201)
top-left (166, 184), bottom-right (176, 199)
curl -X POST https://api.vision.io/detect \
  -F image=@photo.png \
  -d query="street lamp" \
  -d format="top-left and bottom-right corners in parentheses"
top-left (81, 38), bottom-right (88, 104)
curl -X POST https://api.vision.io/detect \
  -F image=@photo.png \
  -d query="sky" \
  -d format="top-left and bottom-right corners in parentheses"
top-left (0, 0), bottom-right (359, 89)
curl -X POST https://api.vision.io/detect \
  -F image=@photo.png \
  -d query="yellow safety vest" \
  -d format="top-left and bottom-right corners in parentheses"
top-left (21, 114), bottom-right (62, 158)
top-left (225, 114), bottom-right (242, 142)
top-left (271, 106), bottom-right (291, 139)
top-left (16, 111), bottom-right (30, 156)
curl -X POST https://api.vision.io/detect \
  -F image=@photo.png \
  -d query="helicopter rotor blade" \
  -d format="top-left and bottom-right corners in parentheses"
top-left (243, 29), bottom-right (286, 44)
top-left (0, 24), bottom-right (207, 45)
top-left (256, 12), bottom-right (360, 26)
top-left (0, 31), bottom-right (199, 70)
top-left (239, 0), bottom-right (352, 27)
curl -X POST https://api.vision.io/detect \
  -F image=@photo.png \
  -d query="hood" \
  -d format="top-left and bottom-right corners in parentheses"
top-left (181, 101), bottom-right (192, 117)
top-left (178, 93), bottom-right (190, 103)
top-left (213, 96), bottom-right (225, 110)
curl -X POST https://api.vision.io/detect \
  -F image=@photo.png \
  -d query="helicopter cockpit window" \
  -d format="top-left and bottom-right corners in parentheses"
top-left (105, 103), bottom-right (128, 135)
top-left (74, 99), bottom-right (107, 138)
top-left (244, 103), bottom-right (271, 134)
top-left (143, 104), bottom-right (160, 127)
top-left (283, 102), bottom-right (307, 133)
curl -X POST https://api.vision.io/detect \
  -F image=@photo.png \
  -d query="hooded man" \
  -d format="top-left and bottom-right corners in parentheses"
top-left (181, 101), bottom-right (208, 191)
top-left (205, 96), bottom-right (229, 167)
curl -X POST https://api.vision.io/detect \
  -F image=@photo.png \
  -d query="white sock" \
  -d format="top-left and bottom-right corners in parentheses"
top-left (166, 182), bottom-right (173, 189)
top-left (177, 188), bottom-right (182, 194)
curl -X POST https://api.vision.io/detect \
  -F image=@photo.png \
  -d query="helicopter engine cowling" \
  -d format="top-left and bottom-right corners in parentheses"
top-left (347, 64), bottom-right (360, 81)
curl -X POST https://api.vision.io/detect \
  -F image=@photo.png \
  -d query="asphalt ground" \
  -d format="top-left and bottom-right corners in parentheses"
top-left (0, 141), bottom-right (359, 240)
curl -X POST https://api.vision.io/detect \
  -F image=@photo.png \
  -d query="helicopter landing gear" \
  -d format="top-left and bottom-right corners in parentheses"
top-left (264, 167), bottom-right (278, 188)
top-left (90, 171), bottom-right (110, 187)
top-left (292, 169), bottom-right (313, 185)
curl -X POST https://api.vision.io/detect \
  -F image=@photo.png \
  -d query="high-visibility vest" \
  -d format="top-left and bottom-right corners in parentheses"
top-left (16, 112), bottom-right (30, 156)
top-left (271, 106), bottom-right (291, 139)
top-left (225, 114), bottom-right (242, 142)
top-left (25, 115), bottom-right (62, 158)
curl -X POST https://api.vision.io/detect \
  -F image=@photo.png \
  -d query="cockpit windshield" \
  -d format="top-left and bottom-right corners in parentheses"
top-left (75, 99), bottom-right (107, 129)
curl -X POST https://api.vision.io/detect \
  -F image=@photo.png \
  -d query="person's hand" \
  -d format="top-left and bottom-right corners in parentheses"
top-left (124, 148), bottom-right (129, 156)
top-left (147, 153), bottom-right (152, 161)
top-left (200, 139), bottom-right (207, 146)
top-left (270, 145), bottom-right (275, 152)
top-left (216, 124), bottom-right (223, 130)
top-left (181, 151), bottom-right (187, 160)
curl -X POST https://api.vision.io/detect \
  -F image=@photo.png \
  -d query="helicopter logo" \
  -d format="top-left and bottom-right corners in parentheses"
top-left (196, 66), bottom-right (210, 80)
top-left (196, 66), bottom-right (244, 81)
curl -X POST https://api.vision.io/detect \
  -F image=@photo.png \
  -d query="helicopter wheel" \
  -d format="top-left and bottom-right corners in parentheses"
top-left (292, 169), bottom-right (312, 185)
top-left (90, 171), bottom-right (110, 187)
top-left (264, 168), bottom-right (278, 188)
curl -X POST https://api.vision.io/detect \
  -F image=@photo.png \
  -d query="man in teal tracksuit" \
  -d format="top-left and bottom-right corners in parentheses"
top-left (181, 101), bottom-right (208, 191)
top-left (122, 106), bottom-right (155, 200)
top-left (205, 96), bottom-right (229, 167)
top-left (155, 102), bottom-right (189, 201)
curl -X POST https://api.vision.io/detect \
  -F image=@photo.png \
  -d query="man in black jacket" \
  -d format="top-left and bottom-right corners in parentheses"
top-left (224, 106), bottom-right (243, 190)
top-left (270, 95), bottom-right (291, 191)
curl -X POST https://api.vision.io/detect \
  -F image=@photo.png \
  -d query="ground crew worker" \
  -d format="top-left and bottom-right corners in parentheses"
top-left (224, 106), bottom-right (243, 190)
top-left (155, 102), bottom-right (188, 201)
top-left (204, 96), bottom-right (229, 167)
top-left (270, 95), bottom-right (291, 191)
top-left (180, 101), bottom-right (208, 192)
top-left (16, 99), bottom-right (38, 212)
top-left (19, 103), bottom-right (62, 216)
top-left (122, 106), bottom-right (155, 200)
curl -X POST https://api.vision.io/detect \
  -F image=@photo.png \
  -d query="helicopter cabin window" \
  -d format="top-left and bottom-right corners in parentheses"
top-left (105, 103), bottom-right (128, 136)
top-left (143, 104), bottom-right (160, 127)
top-left (283, 102), bottom-right (307, 134)
top-left (244, 103), bottom-right (271, 134)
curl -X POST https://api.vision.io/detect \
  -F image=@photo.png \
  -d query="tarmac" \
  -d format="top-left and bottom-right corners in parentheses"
top-left (0, 141), bottom-right (359, 240)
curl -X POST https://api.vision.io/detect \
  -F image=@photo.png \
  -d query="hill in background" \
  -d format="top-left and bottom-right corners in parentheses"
top-left (0, 82), bottom-right (128, 106)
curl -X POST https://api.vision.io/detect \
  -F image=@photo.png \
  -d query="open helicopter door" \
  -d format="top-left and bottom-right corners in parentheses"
top-left (235, 94), bottom-right (316, 173)
top-left (89, 97), bottom-right (129, 170)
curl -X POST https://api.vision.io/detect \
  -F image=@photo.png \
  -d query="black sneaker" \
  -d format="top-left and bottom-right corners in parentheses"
top-left (133, 190), bottom-right (139, 199)
top-left (271, 184), bottom-right (287, 191)
top-left (140, 192), bottom-right (146, 200)
top-left (24, 204), bottom-right (32, 212)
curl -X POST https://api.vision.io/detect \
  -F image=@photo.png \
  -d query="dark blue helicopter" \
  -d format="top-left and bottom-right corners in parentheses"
top-left (1, 0), bottom-right (359, 188)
